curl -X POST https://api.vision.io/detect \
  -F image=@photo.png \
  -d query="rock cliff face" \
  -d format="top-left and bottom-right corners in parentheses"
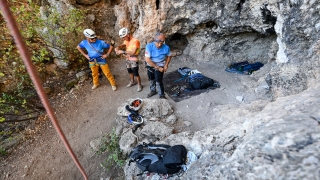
top-left (176, 83), bottom-right (320, 179)
top-left (60, 0), bottom-right (320, 98)
top-left (116, 85), bottom-right (320, 180)
top-left (45, 0), bottom-right (320, 179)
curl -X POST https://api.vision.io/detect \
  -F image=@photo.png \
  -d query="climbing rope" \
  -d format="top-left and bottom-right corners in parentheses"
top-left (0, 1), bottom-right (88, 179)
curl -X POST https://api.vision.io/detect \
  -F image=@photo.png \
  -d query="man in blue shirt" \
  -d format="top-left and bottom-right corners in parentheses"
top-left (77, 29), bottom-right (117, 91)
top-left (145, 32), bottom-right (172, 98)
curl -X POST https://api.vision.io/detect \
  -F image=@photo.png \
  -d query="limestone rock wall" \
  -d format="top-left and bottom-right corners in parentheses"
top-left (41, 0), bottom-right (320, 179)
top-left (271, 0), bottom-right (320, 97)
top-left (116, 0), bottom-right (319, 98)
top-left (119, 83), bottom-right (320, 179)
top-left (47, 0), bottom-right (320, 98)
top-left (177, 81), bottom-right (320, 179)
top-left (114, 0), bottom-right (279, 65)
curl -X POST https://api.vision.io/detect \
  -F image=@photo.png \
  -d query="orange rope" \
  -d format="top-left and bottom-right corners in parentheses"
top-left (0, 1), bottom-right (88, 179)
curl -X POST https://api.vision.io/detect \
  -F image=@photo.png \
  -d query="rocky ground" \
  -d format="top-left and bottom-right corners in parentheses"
top-left (0, 54), bottom-right (272, 180)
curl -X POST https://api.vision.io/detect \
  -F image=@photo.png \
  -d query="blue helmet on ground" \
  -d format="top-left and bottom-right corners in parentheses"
top-left (127, 113), bottom-right (144, 125)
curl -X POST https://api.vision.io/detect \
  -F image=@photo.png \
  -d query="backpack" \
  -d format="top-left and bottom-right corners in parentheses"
top-left (129, 143), bottom-right (187, 175)
top-left (225, 61), bottom-right (264, 75)
top-left (177, 67), bottom-right (192, 77)
top-left (186, 73), bottom-right (220, 90)
top-left (174, 67), bottom-right (192, 83)
top-left (242, 62), bottom-right (264, 74)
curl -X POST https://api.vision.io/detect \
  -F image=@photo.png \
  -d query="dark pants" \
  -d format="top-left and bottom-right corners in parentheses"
top-left (147, 66), bottom-right (164, 95)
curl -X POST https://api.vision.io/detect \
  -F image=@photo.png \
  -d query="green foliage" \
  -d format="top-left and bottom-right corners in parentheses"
top-left (0, 146), bottom-right (7, 156)
top-left (0, 130), bottom-right (13, 137)
top-left (0, 1), bottom-right (86, 123)
top-left (40, 6), bottom-right (86, 61)
top-left (96, 128), bottom-right (126, 170)
top-left (0, 90), bottom-right (39, 123)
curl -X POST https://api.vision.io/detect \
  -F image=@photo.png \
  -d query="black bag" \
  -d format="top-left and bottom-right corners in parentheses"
top-left (129, 143), bottom-right (187, 175)
top-left (187, 73), bottom-right (220, 90)
top-left (162, 145), bottom-right (187, 174)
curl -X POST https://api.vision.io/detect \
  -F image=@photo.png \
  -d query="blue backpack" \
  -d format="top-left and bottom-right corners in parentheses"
top-left (174, 67), bottom-right (192, 82)
top-left (177, 67), bottom-right (192, 77)
top-left (225, 61), bottom-right (264, 75)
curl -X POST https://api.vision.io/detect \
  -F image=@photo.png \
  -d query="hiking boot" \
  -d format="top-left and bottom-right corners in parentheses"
top-left (159, 94), bottom-right (166, 99)
top-left (137, 85), bottom-right (143, 92)
top-left (112, 86), bottom-right (117, 91)
top-left (147, 91), bottom-right (157, 98)
top-left (127, 81), bottom-right (137, 87)
top-left (92, 84), bottom-right (100, 90)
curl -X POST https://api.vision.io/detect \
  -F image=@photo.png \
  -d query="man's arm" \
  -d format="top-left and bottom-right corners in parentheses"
top-left (120, 46), bottom-right (137, 56)
top-left (76, 45), bottom-right (90, 60)
top-left (145, 56), bottom-right (155, 67)
top-left (102, 45), bottom-right (113, 59)
top-left (118, 40), bottom-right (140, 56)
top-left (163, 56), bottom-right (172, 72)
top-left (118, 40), bottom-right (139, 56)
top-left (107, 45), bottom-right (113, 56)
top-left (145, 44), bottom-right (162, 71)
top-left (145, 56), bottom-right (165, 72)
top-left (115, 44), bottom-right (126, 55)
top-left (145, 44), bottom-right (161, 71)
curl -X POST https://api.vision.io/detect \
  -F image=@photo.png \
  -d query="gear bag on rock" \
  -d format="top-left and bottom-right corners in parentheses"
top-left (129, 143), bottom-right (187, 175)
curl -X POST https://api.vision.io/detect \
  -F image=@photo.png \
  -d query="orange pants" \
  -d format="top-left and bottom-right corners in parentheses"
top-left (90, 62), bottom-right (116, 86)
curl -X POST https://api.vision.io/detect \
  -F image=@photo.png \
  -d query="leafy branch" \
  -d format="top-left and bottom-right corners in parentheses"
top-left (96, 128), bottom-right (126, 170)
top-left (0, 1), bottom-right (86, 124)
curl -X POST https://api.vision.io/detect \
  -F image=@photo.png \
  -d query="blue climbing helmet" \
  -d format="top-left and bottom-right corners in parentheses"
top-left (127, 113), bottom-right (144, 125)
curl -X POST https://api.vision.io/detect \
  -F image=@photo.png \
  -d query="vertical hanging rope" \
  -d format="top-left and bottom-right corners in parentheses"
top-left (0, 1), bottom-right (88, 179)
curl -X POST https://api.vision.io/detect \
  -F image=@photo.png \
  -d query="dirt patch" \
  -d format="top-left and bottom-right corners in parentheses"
top-left (0, 55), bottom-right (271, 179)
